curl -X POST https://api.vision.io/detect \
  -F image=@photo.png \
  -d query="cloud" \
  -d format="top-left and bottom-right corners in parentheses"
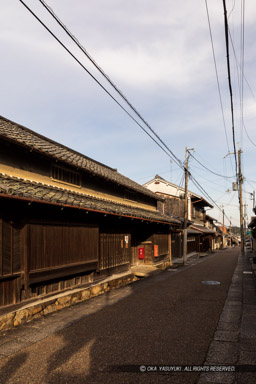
top-left (1, 0), bottom-right (255, 226)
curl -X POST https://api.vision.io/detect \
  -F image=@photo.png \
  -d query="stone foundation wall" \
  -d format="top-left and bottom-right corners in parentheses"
top-left (156, 260), bottom-right (171, 270)
top-left (0, 274), bottom-right (138, 332)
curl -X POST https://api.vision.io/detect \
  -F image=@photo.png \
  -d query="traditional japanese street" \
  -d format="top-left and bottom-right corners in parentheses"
top-left (1, 2), bottom-right (256, 384)
top-left (0, 246), bottom-right (255, 384)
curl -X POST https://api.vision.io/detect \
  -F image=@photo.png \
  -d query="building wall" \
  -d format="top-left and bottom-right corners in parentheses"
top-left (0, 138), bottom-right (158, 213)
top-left (144, 179), bottom-right (193, 220)
top-left (0, 196), bottom-right (176, 308)
top-left (100, 233), bottom-right (130, 270)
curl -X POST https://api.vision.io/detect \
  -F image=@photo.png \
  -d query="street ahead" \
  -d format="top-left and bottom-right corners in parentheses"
top-left (0, 247), bottom-right (240, 384)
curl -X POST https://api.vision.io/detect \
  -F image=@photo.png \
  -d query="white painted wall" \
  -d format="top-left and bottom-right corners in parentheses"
top-left (144, 178), bottom-right (193, 220)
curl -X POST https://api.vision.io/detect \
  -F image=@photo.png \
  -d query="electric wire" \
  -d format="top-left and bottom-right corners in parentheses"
top-left (228, 0), bottom-right (236, 19)
top-left (190, 175), bottom-right (230, 223)
top-left (239, 0), bottom-right (245, 147)
top-left (244, 124), bottom-right (256, 147)
top-left (18, 0), bottom-right (180, 168)
top-left (189, 165), bottom-right (230, 192)
top-left (246, 179), bottom-right (256, 190)
top-left (222, 0), bottom-right (238, 176)
top-left (227, 191), bottom-right (237, 205)
top-left (191, 164), bottom-right (229, 182)
top-left (228, 29), bottom-right (256, 148)
top-left (188, 151), bottom-right (235, 179)
top-left (204, 0), bottom-right (231, 158)
top-left (38, 0), bottom-right (183, 168)
top-left (14, 4), bottom-right (188, 177)
top-left (241, 0), bottom-right (245, 147)
top-left (19, 0), bottom-right (237, 222)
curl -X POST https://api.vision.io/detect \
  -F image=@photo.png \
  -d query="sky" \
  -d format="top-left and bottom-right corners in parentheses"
top-left (1, 0), bottom-right (256, 227)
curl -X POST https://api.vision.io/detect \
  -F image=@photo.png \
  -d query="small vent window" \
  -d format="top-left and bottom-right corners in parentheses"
top-left (124, 189), bottom-right (137, 202)
top-left (52, 165), bottom-right (81, 186)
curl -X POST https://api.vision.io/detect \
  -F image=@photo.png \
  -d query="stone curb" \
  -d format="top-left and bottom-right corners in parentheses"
top-left (0, 274), bottom-right (138, 332)
top-left (198, 254), bottom-right (243, 384)
top-left (198, 250), bottom-right (256, 384)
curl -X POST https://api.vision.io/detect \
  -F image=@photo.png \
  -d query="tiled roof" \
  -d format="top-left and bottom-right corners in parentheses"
top-left (0, 174), bottom-right (181, 225)
top-left (0, 116), bottom-right (164, 202)
top-left (190, 224), bottom-right (215, 235)
top-left (145, 174), bottom-right (213, 208)
top-left (187, 228), bottom-right (201, 235)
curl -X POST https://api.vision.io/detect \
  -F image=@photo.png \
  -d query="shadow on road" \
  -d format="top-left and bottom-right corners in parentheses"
top-left (0, 247), bottom-right (240, 384)
top-left (0, 352), bottom-right (28, 384)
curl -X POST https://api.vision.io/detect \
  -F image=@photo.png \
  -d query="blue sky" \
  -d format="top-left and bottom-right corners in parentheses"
top-left (1, 0), bottom-right (256, 226)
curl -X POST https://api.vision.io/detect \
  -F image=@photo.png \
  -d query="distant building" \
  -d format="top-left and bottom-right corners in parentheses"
top-left (144, 175), bottom-right (216, 255)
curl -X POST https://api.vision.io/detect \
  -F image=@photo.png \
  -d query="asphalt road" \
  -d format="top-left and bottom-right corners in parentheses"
top-left (0, 247), bottom-right (240, 384)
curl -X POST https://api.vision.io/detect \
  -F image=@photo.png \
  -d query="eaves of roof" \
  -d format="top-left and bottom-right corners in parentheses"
top-left (144, 175), bottom-right (213, 208)
top-left (187, 228), bottom-right (201, 235)
top-left (0, 116), bottom-right (164, 202)
top-left (190, 224), bottom-right (216, 235)
top-left (0, 174), bottom-right (182, 226)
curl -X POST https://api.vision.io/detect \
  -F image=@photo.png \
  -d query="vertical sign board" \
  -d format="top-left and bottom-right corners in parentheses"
top-left (139, 247), bottom-right (144, 259)
top-left (125, 235), bottom-right (129, 249)
top-left (154, 245), bottom-right (159, 257)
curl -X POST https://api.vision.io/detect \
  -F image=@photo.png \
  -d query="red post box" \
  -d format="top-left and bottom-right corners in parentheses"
top-left (139, 247), bottom-right (144, 259)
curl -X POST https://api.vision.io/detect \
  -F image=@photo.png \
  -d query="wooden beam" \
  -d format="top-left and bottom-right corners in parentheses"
top-left (29, 260), bottom-right (98, 285)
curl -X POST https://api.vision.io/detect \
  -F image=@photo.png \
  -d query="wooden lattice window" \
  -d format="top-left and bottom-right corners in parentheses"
top-left (52, 164), bottom-right (81, 186)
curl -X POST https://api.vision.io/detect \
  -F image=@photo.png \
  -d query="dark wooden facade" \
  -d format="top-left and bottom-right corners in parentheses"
top-left (0, 116), bottom-right (182, 308)
top-left (0, 198), bottom-right (178, 307)
top-left (133, 233), bottom-right (170, 266)
top-left (100, 233), bottom-right (130, 270)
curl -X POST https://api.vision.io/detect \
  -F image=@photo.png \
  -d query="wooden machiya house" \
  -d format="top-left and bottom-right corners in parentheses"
top-left (143, 175), bottom-right (215, 256)
top-left (0, 116), bottom-right (182, 308)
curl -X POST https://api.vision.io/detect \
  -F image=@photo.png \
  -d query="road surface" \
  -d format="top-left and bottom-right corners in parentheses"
top-left (0, 247), bottom-right (240, 384)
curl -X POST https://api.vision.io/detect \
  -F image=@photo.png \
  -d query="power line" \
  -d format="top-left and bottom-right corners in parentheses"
top-left (239, 0), bottom-right (245, 147)
top-left (19, 0), bottom-right (234, 223)
top-left (246, 179), bottom-right (256, 190)
top-left (15, 3), bottom-right (192, 179)
top-left (189, 171), bottom-right (230, 194)
top-left (18, 0), bottom-right (181, 168)
top-left (204, 0), bottom-right (232, 158)
top-left (38, 0), bottom-right (183, 168)
top-left (243, 124), bottom-right (256, 147)
top-left (228, 30), bottom-right (256, 148)
top-left (228, 0), bottom-right (236, 19)
top-left (222, 0), bottom-right (238, 176)
top-left (188, 151), bottom-right (235, 179)
top-left (189, 175), bottom-right (230, 223)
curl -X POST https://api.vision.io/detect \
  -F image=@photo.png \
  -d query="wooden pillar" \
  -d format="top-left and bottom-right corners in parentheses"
top-left (168, 233), bottom-right (172, 265)
top-left (22, 225), bottom-right (29, 298)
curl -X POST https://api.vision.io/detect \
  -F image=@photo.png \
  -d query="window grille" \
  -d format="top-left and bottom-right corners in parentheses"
top-left (52, 165), bottom-right (81, 186)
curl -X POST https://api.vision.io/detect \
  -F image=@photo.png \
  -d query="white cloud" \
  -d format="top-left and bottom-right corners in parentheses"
top-left (1, 0), bottom-right (255, 226)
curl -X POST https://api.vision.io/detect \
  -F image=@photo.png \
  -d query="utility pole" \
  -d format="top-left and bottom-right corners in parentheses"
top-left (222, 207), bottom-right (225, 248)
top-left (183, 147), bottom-right (194, 265)
top-left (238, 149), bottom-right (245, 256)
top-left (230, 218), bottom-right (232, 247)
top-left (243, 204), bottom-right (248, 230)
top-left (225, 149), bottom-right (245, 255)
